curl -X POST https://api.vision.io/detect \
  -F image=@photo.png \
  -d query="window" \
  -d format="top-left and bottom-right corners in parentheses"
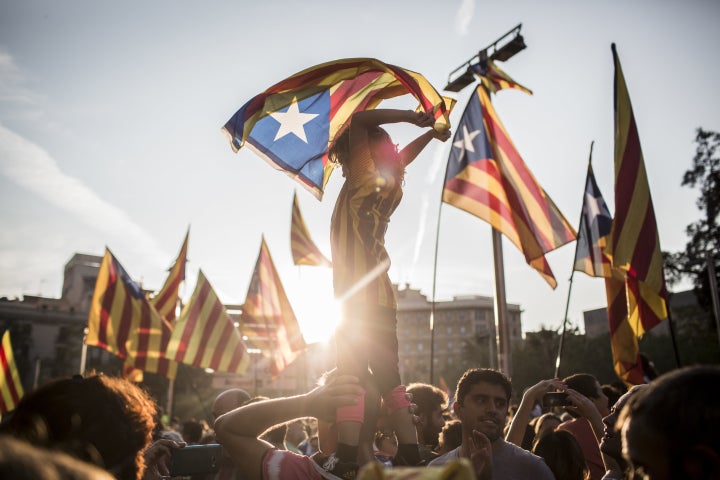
top-left (417, 342), bottom-right (424, 352)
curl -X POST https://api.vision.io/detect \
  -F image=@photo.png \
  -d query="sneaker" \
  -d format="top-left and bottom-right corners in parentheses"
top-left (321, 453), bottom-right (359, 480)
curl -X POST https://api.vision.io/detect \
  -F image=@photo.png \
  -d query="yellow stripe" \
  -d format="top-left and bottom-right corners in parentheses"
top-left (1, 331), bottom-right (24, 410)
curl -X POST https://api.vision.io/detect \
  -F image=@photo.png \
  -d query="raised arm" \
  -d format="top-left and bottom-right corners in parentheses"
top-left (505, 378), bottom-right (565, 446)
top-left (214, 375), bottom-right (363, 480)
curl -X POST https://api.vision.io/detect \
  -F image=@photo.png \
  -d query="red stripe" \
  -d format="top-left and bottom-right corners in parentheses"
top-left (134, 301), bottom-right (152, 368)
top-left (0, 342), bottom-right (21, 408)
top-left (443, 176), bottom-right (516, 227)
top-left (613, 113), bottom-right (642, 242)
top-left (208, 316), bottom-right (234, 370)
top-left (191, 294), bottom-right (223, 367)
top-left (328, 71), bottom-right (385, 119)
top-left (97, 259), bottom-right (118, 350)
top-left (115, 292), bottom-right (133, 360)
top-left (175, 279), bottom-right (211, 362)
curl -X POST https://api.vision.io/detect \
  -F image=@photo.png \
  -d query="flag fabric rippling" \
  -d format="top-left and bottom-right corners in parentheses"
top-left (223, 58), bottom-right (451, 199)
top-left (471, 58), bottom-right (533, 95)
top-left (86, 249), bottom-right (177, 379)
top-left (240, 237), bottom-right (306, 377)
top-left (291, 192), bottom-right (331, 267)
top-left (151, 229), bottom-right (189, 323)
top-left (443, 86), bottom-right (576, 288)
top-left (166, 270), bottom-right (250, 375)
top-left (606, 44), bottom-right (669, 338)
top-left (573, 162), bottom-right (613, 278)
top-left (0, 330), bottom-right (24, 414)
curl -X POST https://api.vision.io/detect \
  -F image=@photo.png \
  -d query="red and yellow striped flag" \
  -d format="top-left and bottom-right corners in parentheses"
top-left (86, 249), bottom-right (178, 379)
top-left (241, 237), bottom-right (306, 377)
top-left (151, 229), bottom-right (189, 323)
top-left (443, 86), bottom-right (576, 288)
top-left (471, 59), bottom-right (533, 95)
top-left (291, 192), bottom-right (331, 267)
top-left (0, 330), bottom-right (24, 414)
top-left (166, 270), bottom-right (250, 374)
top-left (604, 272), bottom-right (645, 385)
top-left (606, 44), bottom-right (669, 338)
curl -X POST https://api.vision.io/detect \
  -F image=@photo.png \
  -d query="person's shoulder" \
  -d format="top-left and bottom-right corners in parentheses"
top-left (427, 447), bottom-right (460, 466)
top-left (495, 441), bottom-right (555, 478)
top-left (263, 449), bottom-right (330, 480)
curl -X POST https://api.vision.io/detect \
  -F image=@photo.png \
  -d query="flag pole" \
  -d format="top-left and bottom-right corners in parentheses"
top-left (429, 195), bottom-right (446, 385)
top-left (492, 229), bottom-right (511, 374)
top-left (555, 141), bottom-right (595, 378)
top-left (79, 327), bottom-right (89, 375)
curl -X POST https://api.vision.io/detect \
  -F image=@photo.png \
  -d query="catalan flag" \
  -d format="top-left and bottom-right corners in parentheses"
top-left (291, 192), bottom-right (331, 267)
top-left (0, 330), bottom-right (24, 414)
top-left (240, 237), bottom-right (306, 377)
top-left (605, 44), bottom-right (668, 338)
top-left (166, 270), bottom-right (250, 374)
top-left (605, 271), bottom-right (645, 385)
top-left (151, 228), bottom-right (189, 323)
top-left (471, 58), bottom-right (533, 95)
top-left (443, 86), bottom-right (576, 288)
top-left (223, 58), bottom-right (451, 199)
top-left (86, 249), bottom-right (178, 379)
top-left (573, 161), bottom-right (613, 278)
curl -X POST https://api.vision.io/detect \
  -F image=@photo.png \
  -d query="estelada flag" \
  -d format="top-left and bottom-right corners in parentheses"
top-left (223, 58), bottom-right (451, 199)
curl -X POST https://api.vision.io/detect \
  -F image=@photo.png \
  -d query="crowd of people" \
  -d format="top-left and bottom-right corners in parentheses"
top-left (0, 364), bottom-right (718, 479)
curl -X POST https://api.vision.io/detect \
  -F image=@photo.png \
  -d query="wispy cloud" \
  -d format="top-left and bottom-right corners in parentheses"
top-left (455, 0), bottom-right (476, 36)
top-left (0, 48), bottom-right (41, 107)
top-left (0, 124), bottom-right (167, 266)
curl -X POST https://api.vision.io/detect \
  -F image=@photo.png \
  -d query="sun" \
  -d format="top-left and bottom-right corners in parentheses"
top-left (287, 268), bottom-right (340, 345)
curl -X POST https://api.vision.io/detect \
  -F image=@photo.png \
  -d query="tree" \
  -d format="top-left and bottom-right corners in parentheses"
top-left (665, 128), bottom-right (720, 314)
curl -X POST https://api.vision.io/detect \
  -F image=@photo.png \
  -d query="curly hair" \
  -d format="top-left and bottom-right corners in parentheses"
top-left (1, 374), bottom-right (157, 480)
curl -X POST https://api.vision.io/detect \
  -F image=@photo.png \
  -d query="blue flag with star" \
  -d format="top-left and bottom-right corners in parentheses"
top-left (574, 162), bottom-right (613, 277)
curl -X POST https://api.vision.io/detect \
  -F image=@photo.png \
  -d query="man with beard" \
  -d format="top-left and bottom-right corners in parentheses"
top-left (428, 368), bottom-right (555, 480)
top-left (406, 382), bottom-right (448, 463)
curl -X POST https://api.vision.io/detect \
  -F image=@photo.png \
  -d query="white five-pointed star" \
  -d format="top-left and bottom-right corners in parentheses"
top-left (269, 97), bottom-right (319, 143)
top-left (584, 191), bottom-right (604, 218)
top-left (452, 124), bottom-right (481, 160)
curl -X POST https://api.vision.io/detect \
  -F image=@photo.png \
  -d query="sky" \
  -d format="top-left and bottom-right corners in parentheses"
top-left (1, 0), bottom-right (718, 344)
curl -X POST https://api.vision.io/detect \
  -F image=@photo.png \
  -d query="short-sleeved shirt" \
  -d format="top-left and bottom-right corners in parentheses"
top-left (330, 142), bottom-right (403, 309)
top-left (428, 440), bottom-right (556, 480)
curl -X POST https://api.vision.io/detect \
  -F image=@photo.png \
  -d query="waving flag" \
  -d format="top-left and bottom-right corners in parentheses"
top-left (166, 270), bottom-right (250, 375)
top-left (151, 228), bottom-right (189, 323)
top-left (574, 162), bottom-right (613, 278)
top-left (0, 330), bottom-right (24, 414)
top-left (471, 58), bottom-right (532, 95)
top-left (86, 249), bottom-right (177, 379)
top-left (223, 58), bottom-right (451, 199)
top-left (240, 237), bottom-right (306, 377)
top-left (606, 44), bottom-right (668, 337)
top-left (443, 86), bottom-right (576, 288)
top-left (291, 192), bottom-right (331, 267)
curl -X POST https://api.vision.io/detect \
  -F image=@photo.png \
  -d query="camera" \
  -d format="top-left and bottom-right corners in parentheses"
top-left (542, 392), bottom-right (570, 408)
top-left (169, 444), bottom-right (222, 476)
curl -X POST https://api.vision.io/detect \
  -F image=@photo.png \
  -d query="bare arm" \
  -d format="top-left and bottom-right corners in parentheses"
top-left (505, 378), bottom-right (565, 446)
top-left (399, 128), bottom-right (451, 167)
top-left (214, 375), bottom-right (363, 480)
top-left (564, 388), bottom-right (605, 442)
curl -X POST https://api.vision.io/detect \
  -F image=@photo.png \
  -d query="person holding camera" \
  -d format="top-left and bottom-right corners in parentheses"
top-left (504, 378), bottom-right (567, 448)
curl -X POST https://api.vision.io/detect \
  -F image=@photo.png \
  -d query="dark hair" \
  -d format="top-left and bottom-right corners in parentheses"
top-left (455, 368), bottom-right (512, 405)
top-left (438, 419), bottom-right (462, 453)
top-left (602, 384), bottom-right (622, 410)
top-left (0, 374), bottom-right (156, 480)
top-left (533, 430), bottom-right (589, 480)
top-left (406, 383), bottom-right (448, 417)
top-left (623, 366), bottom-right (720, 457)
top-left (563, 373), bottom-right (600, 399)
top-left (181, 420), bottom-right (204, 444)
top-left (328, 125), bottom-right (388, 171)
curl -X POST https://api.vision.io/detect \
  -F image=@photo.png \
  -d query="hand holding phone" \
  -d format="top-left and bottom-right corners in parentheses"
top-left (542, 392), bottom-right (570, 408)
top-left (169, 444), bottom-right (222, 476)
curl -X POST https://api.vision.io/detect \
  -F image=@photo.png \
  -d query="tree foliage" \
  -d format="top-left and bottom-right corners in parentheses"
top-left (665, 128), bottom-right (720, 312)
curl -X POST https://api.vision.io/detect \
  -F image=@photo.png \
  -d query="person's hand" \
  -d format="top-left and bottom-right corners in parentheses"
top-left (304, 374), bottom-right (364, 422)
top-left (468, 430), bottom-right (493, 480)
top-left (141, 439), bottom-right (185, 480)
top-left (431, 127), bottom-right (452, 142)
top-left (564, 388), bottom-right (602, 422)
top-left (525, 378), bottom-right (565, 404)
top-left (408, 111), bottom-right (436, 128)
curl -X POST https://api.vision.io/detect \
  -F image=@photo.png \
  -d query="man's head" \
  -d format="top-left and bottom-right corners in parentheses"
top-left (406, 382), bottom-right (448, 447)
top-left (619, 366), bottom-right (720, 480)
top-left (563, 373), bottom-right (609, 417)
top-left (212, 388), bottom-right (251, 419)
top-left (1, 374), bottom-right (156, 480)
top-left (453, 368), bottom-right (512, 443)
top-left (599, 384), bottom-right (647, 469)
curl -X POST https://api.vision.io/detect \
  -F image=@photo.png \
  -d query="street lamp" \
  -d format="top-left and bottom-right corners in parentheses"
top-left (444, 24), bottom-right (526, 92)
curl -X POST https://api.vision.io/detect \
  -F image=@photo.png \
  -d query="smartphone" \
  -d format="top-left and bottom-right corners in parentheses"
top-left (542, 392), bottom-right (570, 408)
top-left (169, 444), bottom-right (222, 476)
